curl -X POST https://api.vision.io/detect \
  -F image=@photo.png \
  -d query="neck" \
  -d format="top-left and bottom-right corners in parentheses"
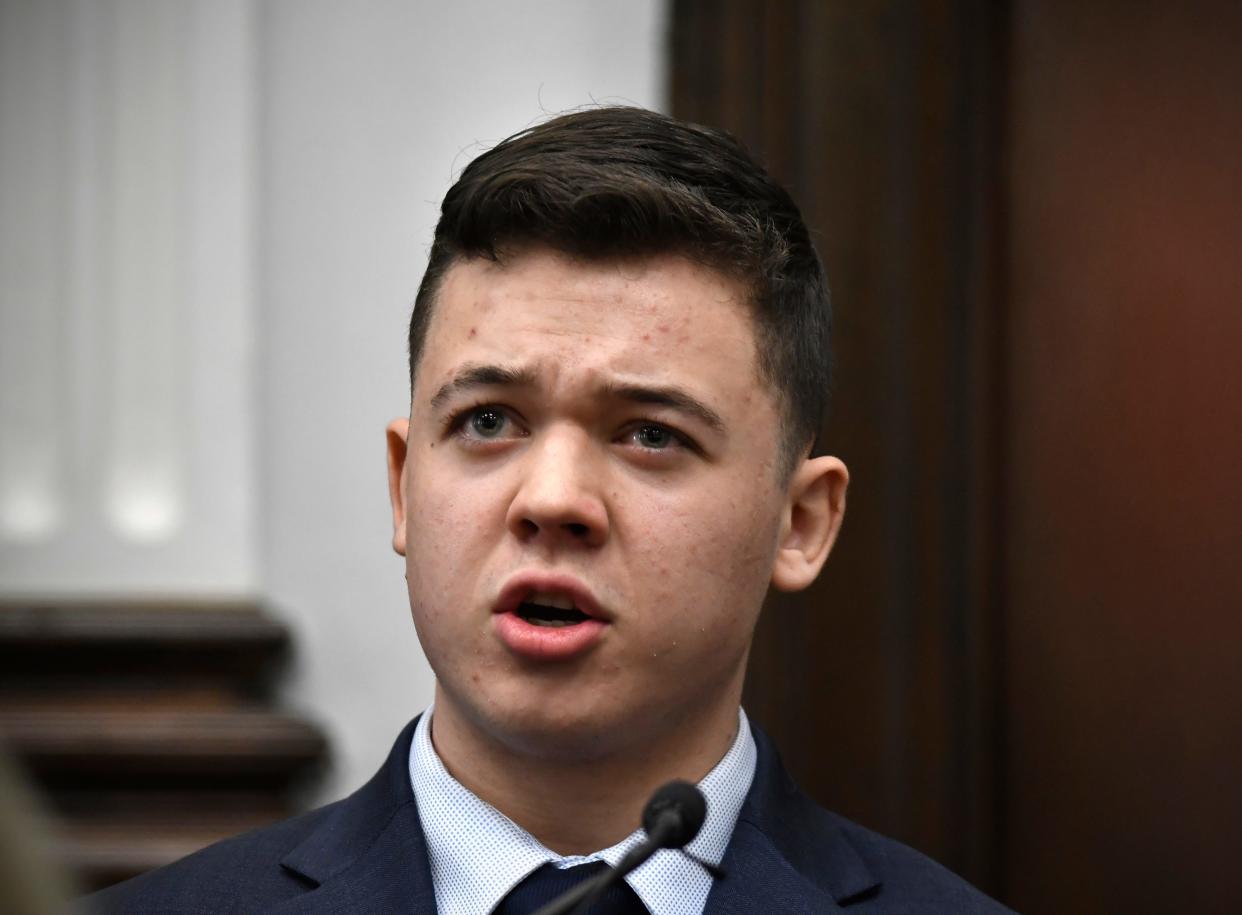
top-left (428, 689), bottom-right (741, 855)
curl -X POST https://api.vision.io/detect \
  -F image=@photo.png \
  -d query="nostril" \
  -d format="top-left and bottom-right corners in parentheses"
top-left (514, 518), bottom-right (593, 542)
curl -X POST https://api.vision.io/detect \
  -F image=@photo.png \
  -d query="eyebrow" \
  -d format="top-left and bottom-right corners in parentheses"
top-left (603, 382), bottom-right (727, 434)
top-left (429, 363), bottom-right (727, 434)
top-left (429, 363), bottom-right (538, 409)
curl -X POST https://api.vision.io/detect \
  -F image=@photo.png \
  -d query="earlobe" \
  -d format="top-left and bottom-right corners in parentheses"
top-left (386, 418), bottom-right (411, 556)
top-left (771, 455), bottom-right (849, 592)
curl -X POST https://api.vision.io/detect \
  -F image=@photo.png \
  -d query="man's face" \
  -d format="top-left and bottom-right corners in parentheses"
top-left (388, 247), bottom-right (835, 762)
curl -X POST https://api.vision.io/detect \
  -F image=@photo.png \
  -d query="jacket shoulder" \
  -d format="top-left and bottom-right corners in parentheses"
top-left (83, 717), bottom-right (426, 914)
top-left (744, 725), bottom-right (1014, 913)
top-left (820, 809), bottom-right (1015, 914)
top-left (82, 801), bottom-right (340, 914)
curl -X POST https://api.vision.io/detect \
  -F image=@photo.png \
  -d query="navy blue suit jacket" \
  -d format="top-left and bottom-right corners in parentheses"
top-left (87, 718), bottom-right (1012, 913)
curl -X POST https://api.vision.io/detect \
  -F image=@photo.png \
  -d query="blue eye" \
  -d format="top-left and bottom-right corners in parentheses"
top-left (470, 408), bottom-right (507, 438)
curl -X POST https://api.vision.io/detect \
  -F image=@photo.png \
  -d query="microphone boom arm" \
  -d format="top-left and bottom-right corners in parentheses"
top-left (529, 782), bottom-right (706, 915)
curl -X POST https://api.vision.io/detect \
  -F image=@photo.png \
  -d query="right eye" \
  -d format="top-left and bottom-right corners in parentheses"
top-left (447, 404), bottom-right (526, 444)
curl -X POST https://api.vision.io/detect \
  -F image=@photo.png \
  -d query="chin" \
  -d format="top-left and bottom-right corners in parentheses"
top-left (475, 691), bottom-right (652, 763)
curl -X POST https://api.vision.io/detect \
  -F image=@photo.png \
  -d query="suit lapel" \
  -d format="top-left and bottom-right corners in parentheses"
top-left (705, 818), bottom-right (843, 914)
top-left (704, 725), bottom-right (880, 914)
top-left (263, 717), bottom-right (876, 914)
top-left (272, 717), bottom-right (438, 914)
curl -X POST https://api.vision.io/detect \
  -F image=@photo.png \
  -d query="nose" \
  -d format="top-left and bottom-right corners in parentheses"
top-left (505, 425), bottom-right (609, 549)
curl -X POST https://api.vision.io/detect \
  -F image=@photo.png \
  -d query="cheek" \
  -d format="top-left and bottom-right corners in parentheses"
top-left (630, 486), bottom-right (780, 635)
top-left (405, 477), bottom-right (493, 607)
top-left (674, 488), bottom-right (779, 574)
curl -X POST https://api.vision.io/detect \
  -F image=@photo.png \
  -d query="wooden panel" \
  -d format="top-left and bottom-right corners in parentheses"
top-left (0, 602), bottom-right (288, 686)
top-left (675, 0), bottom-right (1242, 910)
top-left (0, 602), bottom-right (328, 891)
top-left (1003, 1), bottom-right (1242, 911)
top-left (1, 708), bottom-right (325, 783)
top-left (672, 0), bottom-right (1008, 889)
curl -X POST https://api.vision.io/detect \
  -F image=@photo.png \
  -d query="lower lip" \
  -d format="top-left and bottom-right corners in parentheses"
top-left (493, 612), bottom-right (607, 661)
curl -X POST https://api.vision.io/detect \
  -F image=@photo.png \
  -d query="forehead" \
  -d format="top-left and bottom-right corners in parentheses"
top-left (415, 249), bottom-right (767, 401)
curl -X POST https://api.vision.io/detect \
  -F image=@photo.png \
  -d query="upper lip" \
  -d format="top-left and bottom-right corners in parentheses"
top-left (495, 571), bottom-right (609, 621)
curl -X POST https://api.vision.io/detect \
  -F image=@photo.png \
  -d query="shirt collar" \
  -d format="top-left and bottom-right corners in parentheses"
top-left (409, 707), bottom-right (757, 915)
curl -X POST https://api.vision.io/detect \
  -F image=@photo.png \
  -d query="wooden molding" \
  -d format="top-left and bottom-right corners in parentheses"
top-left (0, 602), bottom-right (329, 891)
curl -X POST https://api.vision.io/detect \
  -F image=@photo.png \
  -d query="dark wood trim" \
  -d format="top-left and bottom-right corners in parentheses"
top-left (0, 602), bottom-right (328, 890)
top-left (1, 709), bottom-right (326, 781)
top-left (672, 0), bottom-right (1009, 891)
top-left (0, 601), bottom-right (289, 686)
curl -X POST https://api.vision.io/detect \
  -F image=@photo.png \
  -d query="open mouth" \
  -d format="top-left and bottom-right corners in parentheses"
top-left (494, 578), bottom-right (607, 659)
top-left (516, 600), bottom-right (591, 628)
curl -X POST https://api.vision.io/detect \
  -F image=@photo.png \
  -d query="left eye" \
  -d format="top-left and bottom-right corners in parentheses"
top-left (631, 424), bottom-right (674, 450)
top-left (470, 408), bottom-right (508, 438)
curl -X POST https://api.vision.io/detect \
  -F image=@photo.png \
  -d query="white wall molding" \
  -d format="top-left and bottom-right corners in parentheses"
top-left (2, 0), bottom-right (666, 804)
top-left (0, 0), bottom-right (257, 593)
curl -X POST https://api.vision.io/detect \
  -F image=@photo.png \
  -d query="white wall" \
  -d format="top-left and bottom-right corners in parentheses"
top-left (0, 0), bottom-right (667, 805)
top-left (259, 0), bottom-right (668, 803)
top-left (0, 0), bottom-right (258, 592)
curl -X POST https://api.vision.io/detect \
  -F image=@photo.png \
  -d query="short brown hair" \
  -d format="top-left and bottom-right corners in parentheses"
top-left (409, 107), bottom-right (831, 475)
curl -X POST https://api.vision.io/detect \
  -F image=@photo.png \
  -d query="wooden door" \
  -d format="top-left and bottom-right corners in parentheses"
top-left (1003, 2), bottom-right (1242, 911)
top-left (673, 1), bottom-right (1242, 910)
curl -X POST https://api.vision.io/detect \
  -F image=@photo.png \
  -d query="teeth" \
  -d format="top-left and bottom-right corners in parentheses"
top-left (527, 591), bottom-right (576, 611)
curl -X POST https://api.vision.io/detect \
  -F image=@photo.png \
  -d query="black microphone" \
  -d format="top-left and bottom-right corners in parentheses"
top-left (530, 780), bottom-right (715, 915)
top-left (641, 780), bottom-right (707, 849)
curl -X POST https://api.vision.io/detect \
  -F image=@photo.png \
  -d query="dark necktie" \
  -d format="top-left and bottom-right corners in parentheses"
top-left (493, 861), bottom-right (650, 914)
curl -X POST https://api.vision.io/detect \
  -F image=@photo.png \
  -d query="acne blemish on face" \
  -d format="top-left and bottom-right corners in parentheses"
top-left (468, 327), bottom-right (477, 338)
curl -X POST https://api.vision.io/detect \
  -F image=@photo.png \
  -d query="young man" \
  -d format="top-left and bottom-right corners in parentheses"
top-left (91, 108), bottom-right (1009, 913)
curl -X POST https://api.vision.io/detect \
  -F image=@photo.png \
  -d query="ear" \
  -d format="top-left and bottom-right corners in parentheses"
top-left (386, 417), bottom-right (411, 556)
top-left (771, 455), bottom-right (849, 592)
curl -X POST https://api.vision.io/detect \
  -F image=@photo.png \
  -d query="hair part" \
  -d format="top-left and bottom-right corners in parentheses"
top-left (408, 107), bottom-right (831, 479)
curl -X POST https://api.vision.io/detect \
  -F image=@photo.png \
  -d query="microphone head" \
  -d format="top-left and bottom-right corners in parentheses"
top-left (641, 780), bottom-right (707, 849)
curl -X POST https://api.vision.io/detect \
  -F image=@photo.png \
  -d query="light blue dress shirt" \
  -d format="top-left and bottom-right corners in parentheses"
top-left (409, 706), bottom-right (757, 915)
